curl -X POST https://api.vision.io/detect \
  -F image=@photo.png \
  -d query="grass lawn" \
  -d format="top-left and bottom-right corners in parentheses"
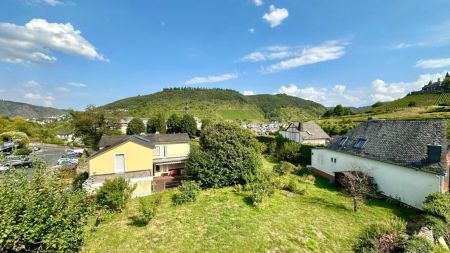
top-left (85, 161), bottom-right (419, 252)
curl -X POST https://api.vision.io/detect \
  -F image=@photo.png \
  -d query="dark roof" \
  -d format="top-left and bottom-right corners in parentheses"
top-left (97, 133), bottom-right (190, 149)
top-left (143, 133), bottom-right (190, 144)
top-left (327, 120), bottom-right (448, 175)
top-left (90, 135), bottom-right (156, 159)
top-left (284, 122), bottom-right (330, 140)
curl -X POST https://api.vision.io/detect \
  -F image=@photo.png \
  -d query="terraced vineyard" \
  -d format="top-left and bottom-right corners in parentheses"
top-left (373, 93), bottom-right (450, 112)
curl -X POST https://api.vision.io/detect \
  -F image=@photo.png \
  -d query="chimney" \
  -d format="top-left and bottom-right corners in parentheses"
top-left (427, 143), bottom-right (442, 163)
top-left (298, 123), bottom-right (304, 132)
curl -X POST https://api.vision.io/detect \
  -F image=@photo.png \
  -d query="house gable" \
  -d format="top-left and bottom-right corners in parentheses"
top-left (89, 140), bottom-right (154, 176)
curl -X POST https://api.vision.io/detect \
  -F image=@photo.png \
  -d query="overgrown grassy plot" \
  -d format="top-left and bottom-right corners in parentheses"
top-left (85, 176), bottom-right (418, 252)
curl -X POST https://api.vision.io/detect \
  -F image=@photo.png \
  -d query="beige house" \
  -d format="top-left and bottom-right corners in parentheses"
top-left (86, 133), bottom-right (190, 197)
top-left (279, 121), bottom-right (330, 145)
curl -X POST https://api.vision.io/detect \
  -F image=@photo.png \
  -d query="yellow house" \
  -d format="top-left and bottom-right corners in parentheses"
top-left (87, 133), bottom-right (190, 197)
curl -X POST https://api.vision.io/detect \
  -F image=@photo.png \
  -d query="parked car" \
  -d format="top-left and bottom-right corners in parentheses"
top-left (57, 154), bottom-right (78, 165)
top-left (0, 160), bottom-right (33, 172)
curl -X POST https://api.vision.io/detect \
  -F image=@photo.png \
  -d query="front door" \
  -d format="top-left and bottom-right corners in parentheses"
top-left (114, 154), bottom-right (125, 173)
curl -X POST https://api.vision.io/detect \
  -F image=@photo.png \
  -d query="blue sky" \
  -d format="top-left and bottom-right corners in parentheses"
top-left (1, 0), bottom-right (450, 110)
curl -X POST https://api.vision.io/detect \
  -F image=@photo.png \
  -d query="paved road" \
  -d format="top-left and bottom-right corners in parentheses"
top-left (30, 144), bottom-right (67, 167)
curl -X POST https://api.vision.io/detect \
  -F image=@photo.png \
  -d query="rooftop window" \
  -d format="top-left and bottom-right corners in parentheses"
top-left (338, 137), bottom-right (348, 146)
top-left (353, 138), bottom-right (367, 149)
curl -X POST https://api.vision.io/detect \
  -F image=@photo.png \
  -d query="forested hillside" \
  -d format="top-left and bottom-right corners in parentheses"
top-left (102, 88), bottom-right (327, 122)
top-left (0, 100), bottom-right (66, 119)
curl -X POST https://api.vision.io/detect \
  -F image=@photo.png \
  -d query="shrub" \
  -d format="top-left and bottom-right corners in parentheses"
top-left (353, 217), bottom-right (408, 253)
top-left (408, 101), bottom-right (417, 107)
top-left (404, 236), bottom-right (434, 253)
top-left (186, 123), bottom-right (262, 188)
top-left (303, 175), bottom-right (316, 194)
top-left (245, 170), bottom-right (275, 207)
top-left (95, 177), bottom-right (135, 211)
top-left (137, 195), bottom-right (162, 225)
top-left (272, 176), bottom-right (288, 190)
top-left (72, 171), bottom-right (89, 190)
top-left (273, 161), bottom-right (295, 175)
top-left (13, 148), bottom-right (32, 156)
top-left (0, 161), bottom-right (91, 252)
top-left (172, 181), bottom-right (201, 205)
top-left (423, 215), bottom-right (449, 241)
top-left (423, 192), bottom-right (450, 223)
top-left (126, 117), bottom-right (146, 135)
top-left (286, 178), bottom-right (303, 194)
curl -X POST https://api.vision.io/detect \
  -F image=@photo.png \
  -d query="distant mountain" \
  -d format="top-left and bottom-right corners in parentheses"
top-left (102, 88), bottom-right (327, 122)
top-left (0, 100), bottom-right (66, 118)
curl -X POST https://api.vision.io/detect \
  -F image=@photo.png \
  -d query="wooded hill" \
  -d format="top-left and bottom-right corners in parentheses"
top-left (0, 100), bottom-right (66, 119)
top-left (367, 93), bottom-right (450, 113)
top-left (101, 88), bottom-right (327, 122)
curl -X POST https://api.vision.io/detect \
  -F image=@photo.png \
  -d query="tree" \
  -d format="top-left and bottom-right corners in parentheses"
top-left (166, 114), bottom-right (182, 133)
top-left (95, 177), bottom-right (135, 212)
top-left (186, 122), bottom-right (262, 188)
top-left (0, 159), bottom-right (91, 252)
top-left (443, 72), bottom-right (450, 89)
top-left (322, 104), bottom-right (353, 118)
top-left (126, 118), bottom-right (145, 135)
top-left (146, 112), bottom-right (166, 134)
top-left (70, 106), bottom-right (121, 149)
top-left (339, 170), bottom-right (377, 212)
top-left (181, 114), bottom-right (197, 137)
top-left (0, 131), bottom-right (29, 148)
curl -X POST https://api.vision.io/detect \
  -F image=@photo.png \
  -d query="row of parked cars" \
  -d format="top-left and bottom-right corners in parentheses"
top-left (57, 149), bottom-right (83, 168)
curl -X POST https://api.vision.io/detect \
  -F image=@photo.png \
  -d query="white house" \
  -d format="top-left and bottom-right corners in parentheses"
top-left (56, 130), bottom-right (74, 143)
top-left (279, 121), bottom-right (330, 145)
top-left (310, 119), bottom-right (449, 209)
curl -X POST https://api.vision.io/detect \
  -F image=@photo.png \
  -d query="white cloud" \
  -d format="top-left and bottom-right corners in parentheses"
top-left (370, 71), bottom-right (448, 102)
top-left (253, 0), bottom-right (263, 6)
top-left (42, 0), bottom-right (61, 5)
top-left (415, 57), bottom-right (450, 69)
top-left (68, 82), bottom-right (87, 87)
top-left (240, 45), bottom-right (295, 62)
top-left (0, 18), bottom-right (107, 64)
top-left (262, 5), bottom-right (289, 28)
top-left (24, 92), bottom-right (42, 99)
top-left (23, 80), bottom-right (43, 88)
top-left (184, 72), bottom-right (238, 85)
top-left (277, 83), bottom-right (361, 106)
top-left (56, 87), bottom-right (70, 92)
top-left (248, 28), bottom-right (255, 33)
top-left (264, 41), bottom-right (346, 73)
top-left (24, 92), bottom-right (54, 106)
top-left (243, 90), bottom-right (255, 96)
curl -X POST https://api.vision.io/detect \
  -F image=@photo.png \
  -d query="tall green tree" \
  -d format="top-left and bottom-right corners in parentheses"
top-left (70, 106), bottom-right (120, 149)
top-left (166, 114), bottom-right (182, 133)
top-left (126, 117), bottom-right (145, 135)
top-left (186, 122), bottom-right (262, 188)
top-left (181, 114), bottom-right (197, 137)
top-left (146, 113), bottom-right (167, 134)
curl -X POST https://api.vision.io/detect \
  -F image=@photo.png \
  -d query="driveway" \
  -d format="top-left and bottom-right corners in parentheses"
top-left (30, 143), bottom-right (68, 167)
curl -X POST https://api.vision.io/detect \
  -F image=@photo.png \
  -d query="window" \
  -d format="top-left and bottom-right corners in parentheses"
top-left (306, 130), bottom-right (312, 135)
top-left (354, 138), bottom-right (367, 149)
top-left (330, 157), bottom-right (337, 163)
top-left (153, 146), bottom-right (161, 156)
top-left (338, 137), bottom-right (348, 146)
top-left (155, 165), bottom-right (160, 173)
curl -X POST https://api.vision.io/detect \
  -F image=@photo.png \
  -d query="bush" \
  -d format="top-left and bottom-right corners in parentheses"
top-left (13, 148), bottom-right (32, 156)
top-left (172, 181), bottom-right (201, 205)
top-left (423, 215), bottom-right (449, 241)
top-left (0, 161), bottom-right (91, 252)
top-left (95, 177), bottom-right (135, 211)
top-left (354, 217), bottom-right (408, 253)
top-left (273, 161), bottom-right (295, 175)
top-left (245, 170), bottom-right (275, 207)
top-left (404, 236), bottom-right (434, 253)
top-left (72, 171), bottom-right (89, 190)
top-left (286, 178), bottom-right (303, 194)
top-left (272, 176), bottom-right (288, 190)
top-left (186, 123), bottom-right (262, 188)
top-left (137, 195), bottom-right (162, 225)
top-left (423, 192), bottom-right (450, 223)
top-left (294, 166), bottom-right (309, 176)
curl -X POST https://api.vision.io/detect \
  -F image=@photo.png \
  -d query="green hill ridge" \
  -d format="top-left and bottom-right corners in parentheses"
top-left (102, 88), bottom-right (327, 122)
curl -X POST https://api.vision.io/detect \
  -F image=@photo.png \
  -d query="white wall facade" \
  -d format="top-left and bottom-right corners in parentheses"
top-left (311, 148), bottom-right (444, 209)
top-left (280, 130), bottom-right (301, 142)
